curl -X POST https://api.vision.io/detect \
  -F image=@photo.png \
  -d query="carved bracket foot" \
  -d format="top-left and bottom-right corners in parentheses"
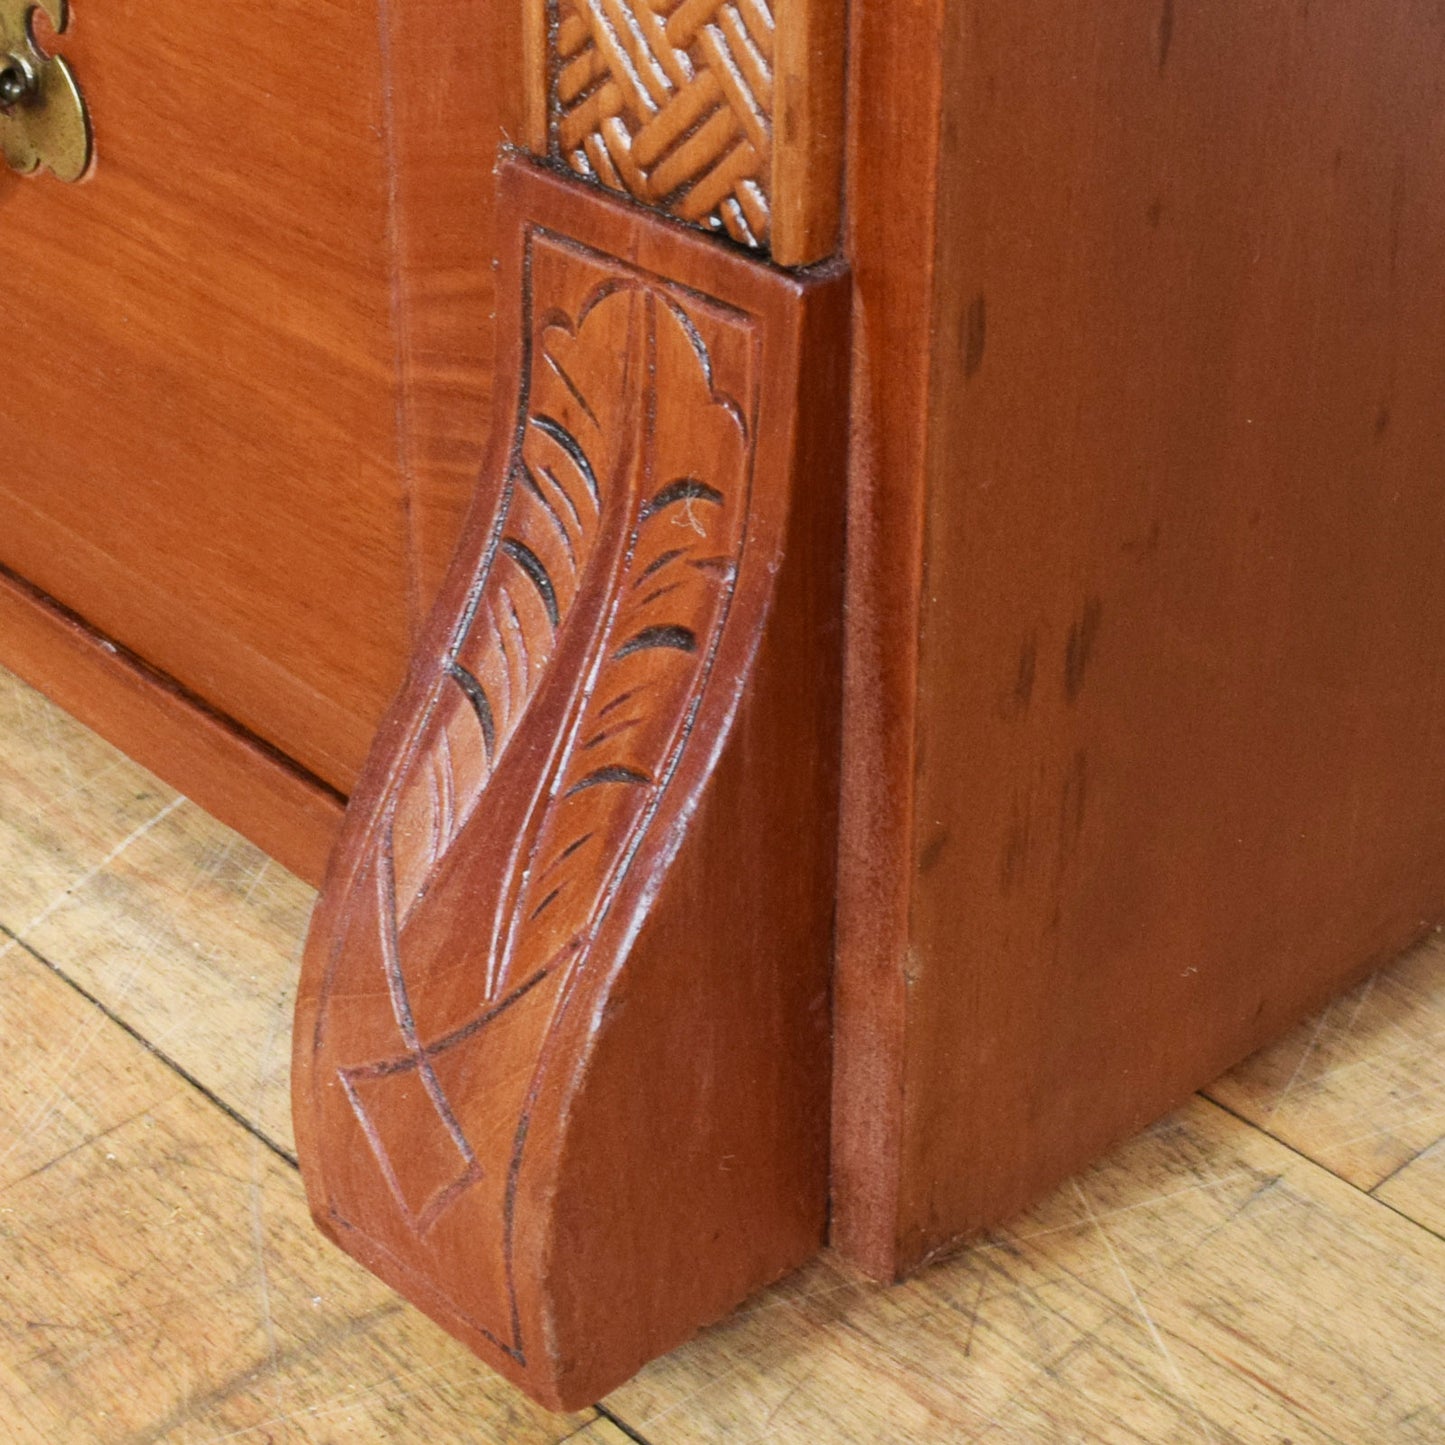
top-left (293, 158), bottom-right (849, 1409)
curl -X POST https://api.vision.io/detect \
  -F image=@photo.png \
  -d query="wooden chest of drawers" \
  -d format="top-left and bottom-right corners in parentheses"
top-left (5, 0), bottom-right (1445, 1409)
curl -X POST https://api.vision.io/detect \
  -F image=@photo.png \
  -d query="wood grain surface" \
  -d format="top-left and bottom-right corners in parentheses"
top-left (1377, 1139), bottom-right (1445, 1239)
top-left (0, 0), bottom-right (509, 796)
top-left (835, 0), bottom-right (1445, 1275)
top-left (3, 662), bottom-right (1443, 1439)
top-left (6, 0), bottom-right (1445, 1421)
top-left (1208, 933), bottom-right (1445, 1191)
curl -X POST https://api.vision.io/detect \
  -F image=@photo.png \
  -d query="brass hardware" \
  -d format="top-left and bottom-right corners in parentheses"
top-left (0, 0), bottom-right (90, 182)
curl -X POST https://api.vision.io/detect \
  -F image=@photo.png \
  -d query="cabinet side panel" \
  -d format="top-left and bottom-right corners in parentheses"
top-left (896, 0), bottom-right (1445, 1265)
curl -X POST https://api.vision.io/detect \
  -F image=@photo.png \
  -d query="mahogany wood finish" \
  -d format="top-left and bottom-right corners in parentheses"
top-left (0, 565), bottom-right (343, 884)
top-left (293, 159), bottom-right (849, 1409)
top-left (834, 0), bottom-right (1445, 1277)
top-left (0, 0), bottom-right (507, 801)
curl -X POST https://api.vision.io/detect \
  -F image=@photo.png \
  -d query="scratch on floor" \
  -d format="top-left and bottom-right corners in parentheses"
top-left (1325, 1101), bottom-right (1445, 1157)
top-left (0, 941), bottom-right (157, 1172)
top-left (246, 1130), bottom-right (283, 1412)
top-left (195, 1359), bottom-right (451, 1443)
top-left (1072, 1178), bottom-right (1219, 1445)
top-left (1264, 1005), bottom-right (1336, 1124)
top-left (732, 1276), bottom-right (865, 1318)
top-left (239, 858), bottom-right (273, 909)
top-left (13, 795), bottom-right (186, 943)
top-left (36, 754), bottom-right (129, 810)
top-left (1344, 971), bottom-right (1380, 1034)
top-left (999, 1169), bottom-right (1264, 1250)
top-left (633, 1356), bottom-right (752, 1433)
top-left (0, 1101), bottom-right (168, 1194)
top-left (240, 968), bottom-right (293, 1411)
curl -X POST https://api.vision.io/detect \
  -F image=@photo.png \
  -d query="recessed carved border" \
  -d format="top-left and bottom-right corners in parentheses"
top-left (293, 158), bottom-right (849, 1408)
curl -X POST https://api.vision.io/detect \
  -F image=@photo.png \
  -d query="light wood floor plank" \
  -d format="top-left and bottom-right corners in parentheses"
top-left (0, 668), bottom-right (178, 930)
top-left (0, 938), bottom-right (590, 1442)
top-left (608, 1097), bottom-right (1445, 1443)
top-left (1208, 934), bottom-right (1445, 1189)
top-left (20, 798), bottom-right (312, 1157)
top-left (1376, 1136), bottom-right (1445, 1239)
top-left (564, 1420), bottom-right (646, 1444)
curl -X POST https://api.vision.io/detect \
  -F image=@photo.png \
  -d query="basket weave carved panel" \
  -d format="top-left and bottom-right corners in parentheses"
top-left (552, 0), bottom-right (776, 249)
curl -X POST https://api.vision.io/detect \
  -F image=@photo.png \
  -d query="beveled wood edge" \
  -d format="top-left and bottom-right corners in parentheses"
top-left (827, 0), bottom-right (938, 1281)
top-left (0, 564), bottom-right (344, 886)
top-left (770, 0), bottom-right (847, 265)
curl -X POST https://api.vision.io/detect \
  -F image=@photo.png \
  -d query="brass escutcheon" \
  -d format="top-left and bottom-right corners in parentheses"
top-left (0, 0), bottom-right (91, 182)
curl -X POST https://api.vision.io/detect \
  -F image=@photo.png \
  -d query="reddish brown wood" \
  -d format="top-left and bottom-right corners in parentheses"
top-left (0, 566), bottom-right (343, 885)
top-left (829, 0), bottom-right (940, 1280)
top-left (834, 0), bottom-right (1445, 1277)
top-left (538, 0), bottom-right (845, 264)
top-left (8, 0), bottom-right (1445, 1393)
top-left (0, 0), bottom-right (509, 798)
top-left (383, 0), bottom-right (523, 620)
top-left (293, 158), bottom-right (849, 1409)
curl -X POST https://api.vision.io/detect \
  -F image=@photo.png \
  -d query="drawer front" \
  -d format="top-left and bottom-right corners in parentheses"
top-left (0, 0), bottom-right (502, 792)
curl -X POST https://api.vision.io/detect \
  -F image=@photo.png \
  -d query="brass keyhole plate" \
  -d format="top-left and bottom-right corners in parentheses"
top-left (0, 0), bottom-right (91, 182)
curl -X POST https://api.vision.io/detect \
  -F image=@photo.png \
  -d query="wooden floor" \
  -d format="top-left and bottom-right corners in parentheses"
top-left (1, 664), bottom-right (1442, 1443)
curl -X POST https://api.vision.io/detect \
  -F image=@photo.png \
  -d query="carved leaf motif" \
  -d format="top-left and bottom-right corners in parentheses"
top-left (386, 288), bottom-right (749, 1003)
top-left (320, 242), bottom-right (758, 1326)
top-left (490, 292), bottom-right (750, 997)
top-left (388, 287), bottom-right (635, 925)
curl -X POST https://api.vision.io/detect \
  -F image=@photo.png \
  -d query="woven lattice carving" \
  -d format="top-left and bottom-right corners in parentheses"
top-left (553, 0), bottom-right (775, 250)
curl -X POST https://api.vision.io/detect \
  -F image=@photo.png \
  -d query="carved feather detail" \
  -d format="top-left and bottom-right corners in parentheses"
top-left (386, 285), bottom-right (749, 1006)
top-left (387, 296), bottom-right (624, 924)
top-left (316, 248), bottom-right (759, 1299)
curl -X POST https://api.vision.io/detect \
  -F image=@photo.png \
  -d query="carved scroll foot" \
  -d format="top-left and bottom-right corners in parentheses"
top-left (292, 158), bottom-right (849, 1409)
